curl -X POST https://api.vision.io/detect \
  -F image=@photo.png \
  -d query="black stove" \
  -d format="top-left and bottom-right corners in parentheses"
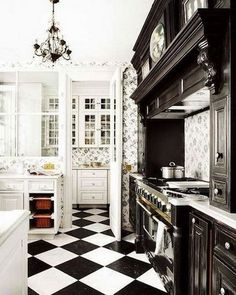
top-left (143, 177), bottom-right (197, 191)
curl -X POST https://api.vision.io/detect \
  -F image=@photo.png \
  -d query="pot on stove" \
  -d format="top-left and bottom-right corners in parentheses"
top-left (161, 162), bottom-right (185, 179)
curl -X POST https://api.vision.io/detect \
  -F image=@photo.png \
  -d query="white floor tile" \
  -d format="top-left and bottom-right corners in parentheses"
top-left (28, 268), bottom-right (77, 295)
top-left (84, 209), bottom-right (107, 215)
top-left (28, 239), bottom-right (39, 244)
top-left (59, 225), bottom-right (79, 233)
top-left (82, 233), bottom-right (116, 246)
top-left (72, 209), bottom-right (80, 213)
top-left (127, 251), bottom-right (150, 264)
top-left (45, 234), bottom-right (79, 247)
top-left (81, 247), bottom-right (124, 266)
top-left (72, 215), bottom-right (80, 221)
top-left (122, 233), bottom-right (136, 244)
top-left (137, 268), bottom-right (167, 292)
top-left (80, 267), bottom-right (134, 295)
top-left (84, 215), bottom-right (108, 223)
top-left (83, 223), bottom-right (110, 233)
top-left (35, 247), bottom-right (78, 266)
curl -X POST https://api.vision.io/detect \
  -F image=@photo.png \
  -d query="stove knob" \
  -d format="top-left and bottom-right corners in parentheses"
top-left (162, 203), bottom-right (167, 212)
top-left (166, 203), bottom-right (171, 213)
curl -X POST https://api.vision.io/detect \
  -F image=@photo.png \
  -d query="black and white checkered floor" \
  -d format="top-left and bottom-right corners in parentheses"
top-left (28, 208), bottom-right (167, 295)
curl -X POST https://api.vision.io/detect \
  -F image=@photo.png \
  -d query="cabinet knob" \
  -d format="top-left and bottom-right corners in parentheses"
top-left (216, 152), bottom-right (223, 162)
top-left (220, 287), bottom-right (225, 295)
top-left (225, 242), bottom-right (231, 250)
top-left (214, 188), bottom-right (222, 196)
top-left (192, 218), bottom-right (196, 224)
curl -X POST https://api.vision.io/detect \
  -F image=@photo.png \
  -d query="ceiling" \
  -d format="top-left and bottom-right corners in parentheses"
top-left (0, 0), bottom-right (154, 65)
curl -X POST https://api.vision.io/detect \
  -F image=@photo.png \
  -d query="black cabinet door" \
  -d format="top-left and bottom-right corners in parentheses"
top-left (212, 256), bottom-right (236, 295)
top-left (189, 212), bottom-right (210, 295)
top-left (211, 97), bottom-right (228, 177)
top-left (129, 176), bottom-right (136, 229)
top-left (210, 96), bottom-right (232, 211)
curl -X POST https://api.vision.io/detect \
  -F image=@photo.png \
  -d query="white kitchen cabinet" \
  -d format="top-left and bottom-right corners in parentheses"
top-left (0, 179), bottom-right (24, 211)
top-left (0, 175), bottom-right (62, 239)
top-left (0, 193), bottom-right (24, 211)
top-left (72, 169), bottom-right (78, 204)
top-left (78, 96), bottom-right (111, 147)
top-left (75, 169), bottom-right (109, 205)
top-left (28, 177), bottom-right (62, 239)
top-left (72, 95), bottom-right (79, 147)
top-left (0, 210), bottom-right (28, 295)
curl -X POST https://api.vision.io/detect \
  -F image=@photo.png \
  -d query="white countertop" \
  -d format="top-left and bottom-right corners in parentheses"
top-left (0, 173), bottom-right (62, 179)
top-left (129, 172), bottom-right (144, 180)
top-left (170, 198), bottom-right (236, 230)
top-left (0, 210), bottom-right (29, 246)
top-left (73, 166), bottom-right (110, 170)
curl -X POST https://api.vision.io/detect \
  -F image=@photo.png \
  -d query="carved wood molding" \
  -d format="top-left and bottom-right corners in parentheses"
top-left (197, 39), bottom-right (219, 94)
top-left (131, 9), bottom-right (229, 103)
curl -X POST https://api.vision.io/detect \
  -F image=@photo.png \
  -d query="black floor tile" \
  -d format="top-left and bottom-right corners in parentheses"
top-left (100, 219), bottom-right (110, 225)
top-left (104, 240), bottom-right (135, 255)
top-left (101, 229), bottom-right (114, 237)
top-left (98, 211), bottom-right (109, 217)
top-left (66, 228), bottom-right (96, 239)
top-left (122, 229), bottom-right (133, 238)
top-left (72, 218), bottom-right (94, 227)
top-left (72, 212), bottom-right (92, 218)
top-left (62, 240), bottom-right (99, 255)
top-left (28, 257), bottom-right (51, 277)
top-left (114, 280), bottom-right (166, 295)
top-left (107, 256), bottom-right (152, 279)
top-left (28, 287), bottom-right (39, 295)
top-left (28, 240), bottom-right (57, 256)
top-left (56, 256), bottom-right (102, 280)
top-left (52, 281), bottom-right (103, 295)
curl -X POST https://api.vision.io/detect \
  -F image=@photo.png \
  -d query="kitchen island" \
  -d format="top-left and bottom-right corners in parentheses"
top-left (0, 210), bottom-right (29, 295)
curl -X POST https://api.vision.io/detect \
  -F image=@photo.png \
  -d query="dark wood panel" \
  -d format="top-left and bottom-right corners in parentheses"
top-left (212, 256), bottom-right (236, 295)
top-left (189, 212), bottom-right (210, 295)
top-left (211, 97), bottom-right (228, 176)
top-left (214, 223), bottom-right (236, 273)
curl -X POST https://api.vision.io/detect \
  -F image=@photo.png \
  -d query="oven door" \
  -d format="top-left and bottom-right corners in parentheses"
top-left (138, 200), bottom-right (174, 292)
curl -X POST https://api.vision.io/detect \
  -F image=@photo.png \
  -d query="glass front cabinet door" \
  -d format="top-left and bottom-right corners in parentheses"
top-left (79, 96), bottom-right (111, 147)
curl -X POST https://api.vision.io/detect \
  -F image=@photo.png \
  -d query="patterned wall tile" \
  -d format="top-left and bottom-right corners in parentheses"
top-left (122, 66), bottom-right (138, 230)
top-left (185, 110), bottom-right (210, 181)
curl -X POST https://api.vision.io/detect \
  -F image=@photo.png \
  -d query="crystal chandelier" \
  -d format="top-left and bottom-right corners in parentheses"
top-left (33, 0), bottom-right (72, 63)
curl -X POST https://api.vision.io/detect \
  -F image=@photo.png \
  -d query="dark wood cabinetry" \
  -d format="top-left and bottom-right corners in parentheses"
top-left (189, 212), bottom-right (211, 294)
top-left (129, 175), bottom-right (137, 229)
top-left (212, 223), bottom-right (236, 294)
top-left (188, 211), bottom-right (236, 295)
top-left (212, 257), bottom-right (236, 295)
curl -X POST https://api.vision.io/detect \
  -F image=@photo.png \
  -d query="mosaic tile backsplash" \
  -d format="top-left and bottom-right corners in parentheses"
top-left (72, 148), bottom-right (110, 167)
top-left (184, 110), bottom-right (210, 181)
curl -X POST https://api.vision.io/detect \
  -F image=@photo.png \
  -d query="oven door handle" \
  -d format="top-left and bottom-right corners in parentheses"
top-left (137, 200), bottom-right (152, 216)
top-left (152, 215), bottom-right (172, 232)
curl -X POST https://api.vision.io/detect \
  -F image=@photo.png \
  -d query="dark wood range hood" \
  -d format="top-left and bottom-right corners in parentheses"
top-left (131, 8), bottom-right (229, 120)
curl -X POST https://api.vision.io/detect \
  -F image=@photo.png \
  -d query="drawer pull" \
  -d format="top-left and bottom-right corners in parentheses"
top-left (216, 152), bottom-right (223, 162)
top-left (192, 218), bottom-right (196, 224)
top-left (224, 242), bottom-right (231, 250)
top-left (214, 188), bottom-right (222, 196)
top-left (220, 287), bottom-right (225, 295)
